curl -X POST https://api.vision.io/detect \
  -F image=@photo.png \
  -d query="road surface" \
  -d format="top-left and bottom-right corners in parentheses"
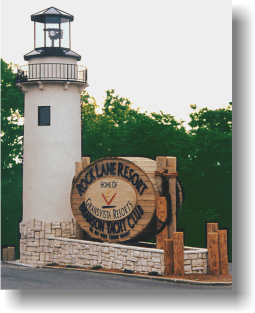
top-left (1, 262), bottom-right (232, 290)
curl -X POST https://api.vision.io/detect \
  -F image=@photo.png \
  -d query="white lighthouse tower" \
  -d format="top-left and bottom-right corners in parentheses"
top-left (17, 7), bottom-right (88, 224)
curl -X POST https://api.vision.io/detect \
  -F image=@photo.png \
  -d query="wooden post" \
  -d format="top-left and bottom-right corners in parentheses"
top-left (166, 157), bottom-right (177, 239)
top-left (207, 223), bottom-right (218, 251)
top-left (164, 239), bottom-right (174, 275)
top-left (75, 157), bottom-right (91, 240)
top-left (2, 247), bottom-right (15, 261)
top-left (173, 232), bottom-right (184, 276)
top-left (75, 162), bottom-right (83, 178)
top-left (156, 156), bottom-right (166, 196)
top-left (2, 248), bottom-right (8, 261)
top-left (207, 232), bottom-right (220, 275)
top-left (217, 230), bottom-right (229, 275)
top-left (7, 247), bottom-right (15, 261)
top-left (207, 223), bottom-right (219, 233)
top-left (156, 197), bottom-right (168, 249)
top-left (82, 157), bottom-right (91, 169)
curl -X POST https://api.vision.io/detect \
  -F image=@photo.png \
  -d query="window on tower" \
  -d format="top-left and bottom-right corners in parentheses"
top-left (38, 106), bottom-right (50, 126)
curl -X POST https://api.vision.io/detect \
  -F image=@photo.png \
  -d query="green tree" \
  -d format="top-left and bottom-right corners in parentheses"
top-left (81, 89), bottom-right (189, 163)
top-left (178, 103), bottom-right (232, 259)
top-left (1, 59), bottom-right (24, 258)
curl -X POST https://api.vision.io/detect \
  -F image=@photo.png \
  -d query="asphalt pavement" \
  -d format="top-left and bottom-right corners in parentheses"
top-left (1, 262), bottom-right (232, 290)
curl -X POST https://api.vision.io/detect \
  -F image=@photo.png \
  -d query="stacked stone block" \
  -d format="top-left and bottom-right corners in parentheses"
top-left (19, 219), bottom-right (208, 275)
top-left (184, 247), bottom-right (208, 274)
top-left (19, 219), bottom-right (76, 265)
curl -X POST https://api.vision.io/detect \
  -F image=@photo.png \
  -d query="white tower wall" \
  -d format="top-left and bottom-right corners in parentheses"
top-left (22, 56), bottom-right (84, 223)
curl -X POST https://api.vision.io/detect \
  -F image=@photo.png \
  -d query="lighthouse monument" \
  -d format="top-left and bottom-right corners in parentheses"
top-left (16, 7), bottom-right (193, 276)
top-left (17, 7), bottom-right (88, 226)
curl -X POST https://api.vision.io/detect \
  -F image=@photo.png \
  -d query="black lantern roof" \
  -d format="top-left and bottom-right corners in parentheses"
top-left (24, 48), bottom-right (81, 61)
top-left (31, 6), bottom-right (74, 22)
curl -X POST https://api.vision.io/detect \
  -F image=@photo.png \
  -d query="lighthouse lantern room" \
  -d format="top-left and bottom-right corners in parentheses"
top-left (32, 6), bottom-right (72, 49)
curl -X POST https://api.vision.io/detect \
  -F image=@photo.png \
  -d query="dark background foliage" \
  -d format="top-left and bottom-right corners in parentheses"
top-left (1, 59), bottom-right (24, 258)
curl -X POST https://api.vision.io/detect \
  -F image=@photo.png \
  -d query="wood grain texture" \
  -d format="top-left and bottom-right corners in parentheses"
top-left (207, 223), bottom-right (219, 251)
top-left (173, 232), bottom-right (184, 276)
top-left (217, 230), bottom-right (229, 275)
top-left (166, 157), bottom-right (177, 239)
top-left (156, 156), bottom-right (166, 196)
top-left (164, 239), bottom-right (174, 275)
top-left (156, 197), bottom-right (168, 249)
top-left (207, 232), bottom-right (220, 275)
top-left (207, 223), bottom-right (219, 233)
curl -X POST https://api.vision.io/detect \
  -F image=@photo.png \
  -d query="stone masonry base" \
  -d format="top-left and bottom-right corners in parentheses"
top-left (19, 219), bottom-right (208, 275)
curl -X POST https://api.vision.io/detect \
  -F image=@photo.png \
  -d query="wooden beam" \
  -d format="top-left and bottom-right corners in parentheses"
top-left (2, 247), bottom-right (15, 261)
top-left (207, 223), bottom-right (219, 233)
top-left (207, 232), bottom-right (220, 275)
top-left (82, 157), bottom-right (90, 169)
top-left (75, 161), bottom-right (83, 177)
top-left (7, 247), bottom-right (15, 261)
top-left (166, 157), bottom-right (177, 239)
top-left (156, 197), bottom-right (168, 249)
top-left (156, 156), bottom-right (166, 196)
top-left (173, 232), bottom-right (184, 276)
top-left (217, 230), bottom-right (229, 275)
top-left (164, 239), bottom-right (174, 275)
top-left (207, 223), bottom-right (219, 256)
top-left (2, 248), bottom-right (8, 262)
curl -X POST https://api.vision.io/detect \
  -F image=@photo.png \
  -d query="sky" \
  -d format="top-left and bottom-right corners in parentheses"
top-left (1, 0), bottom-right (232, 124)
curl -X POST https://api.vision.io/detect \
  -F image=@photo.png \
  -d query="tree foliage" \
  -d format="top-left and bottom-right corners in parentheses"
top-left (178, 103), bottom-right (232, 258)
top-left (82, 89), bottom-right (190, 162)
top-left (1, 59), bottom-right (24, 169)
top-left (1, 59), bottom-right (24, 254)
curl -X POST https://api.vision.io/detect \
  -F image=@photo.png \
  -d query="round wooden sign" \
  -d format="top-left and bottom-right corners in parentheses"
top-left (71, 157), bottom-right (158, 243)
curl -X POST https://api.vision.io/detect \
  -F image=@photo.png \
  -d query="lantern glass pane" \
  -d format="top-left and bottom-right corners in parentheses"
top-left (60, 18), bottom-right (70, 49)
top-left (35, 22), bottom-right (44, 48)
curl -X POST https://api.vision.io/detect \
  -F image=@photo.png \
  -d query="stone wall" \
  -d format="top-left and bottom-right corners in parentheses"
top-left (19, 219), bottom-right (208, 275)
top-left (184, 247), bottom-right (208, 274)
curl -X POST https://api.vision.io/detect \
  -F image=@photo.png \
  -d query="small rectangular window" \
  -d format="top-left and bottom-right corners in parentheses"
top-left (38, 106), bottom-right (50, 126)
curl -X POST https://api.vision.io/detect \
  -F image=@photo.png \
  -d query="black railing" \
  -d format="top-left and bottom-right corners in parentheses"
top-left (16, 63), bottom-right (87, 83)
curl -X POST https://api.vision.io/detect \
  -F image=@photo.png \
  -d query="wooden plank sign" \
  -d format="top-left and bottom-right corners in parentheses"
top-left (71, 157), bottom-right (159, 243)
